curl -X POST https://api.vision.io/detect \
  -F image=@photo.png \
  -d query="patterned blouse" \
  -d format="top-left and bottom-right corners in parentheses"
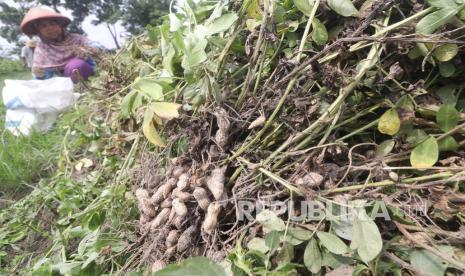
top-left (33, 32), bottom-right (89, 69)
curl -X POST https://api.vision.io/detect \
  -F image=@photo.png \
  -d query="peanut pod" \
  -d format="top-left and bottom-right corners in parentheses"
top-left (165, 230), bottom-right (180, 248)
top-left (177, 225), bottom-right (196, 253)
top-left (150, 208), bottom-right (171, 232)
top-left (172, 188), bottom-right (191, 201)
top-left (172, 198), bottom-right (188, 217)
top-left (193, 187), bottom-right (211, 210)
top-left (206, 167), bottom-right (225, 200)
top-left (202, 202), bottom-right (221, 235)
top-left (176, 173), bottom-right (190, 191)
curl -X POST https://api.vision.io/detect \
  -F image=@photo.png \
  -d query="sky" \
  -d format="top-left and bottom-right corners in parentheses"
top-left (0, 0), bottom-right (127, 55)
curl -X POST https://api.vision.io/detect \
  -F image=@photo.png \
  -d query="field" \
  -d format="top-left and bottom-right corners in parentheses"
top-left (0, 69), bottom-right (62, 197)
top-left (2, 1), bottom-right (465, 275)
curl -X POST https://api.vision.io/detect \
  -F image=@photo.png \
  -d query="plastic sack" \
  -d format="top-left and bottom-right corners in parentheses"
top-left (2, 77), bottom-right (78, 136)
top-left (5, 109), bottom-right (59, 136)
top-left (3, 77), bottom-right (76, 113)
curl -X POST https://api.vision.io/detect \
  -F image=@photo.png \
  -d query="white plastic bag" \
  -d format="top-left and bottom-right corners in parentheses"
top-left (3, 77), bottom-right (76, 113)
top-left (5, 109), bottom-right (59, 136)
top-left (2, 77), bottom-right (79, 136)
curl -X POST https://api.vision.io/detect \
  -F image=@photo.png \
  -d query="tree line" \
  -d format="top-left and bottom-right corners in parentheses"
top-left (0, 0), bottom-right (171, 49)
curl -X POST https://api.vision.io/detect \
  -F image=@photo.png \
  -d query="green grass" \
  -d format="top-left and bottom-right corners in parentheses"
top-left (0, 70), bottom-right (64, 195)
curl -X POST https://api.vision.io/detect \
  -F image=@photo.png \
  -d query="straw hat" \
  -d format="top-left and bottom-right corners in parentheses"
top-left (26, 40), bottom-right (37, 47)
top-left (20, 7), bottom-right (71, 36)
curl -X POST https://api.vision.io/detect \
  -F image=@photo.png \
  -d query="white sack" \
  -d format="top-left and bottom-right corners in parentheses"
top-left (2, 77), bottom-right (79, 136)
top-left (2, 77), bottom-right (76, 113)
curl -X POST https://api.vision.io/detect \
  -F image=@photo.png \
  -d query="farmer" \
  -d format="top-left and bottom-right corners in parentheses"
top-left (19, 7), bottom-right (97, 83)
top-left (20, 40), bottom-right (36, 69)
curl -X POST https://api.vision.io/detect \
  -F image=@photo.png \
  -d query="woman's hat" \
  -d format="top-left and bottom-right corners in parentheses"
top-left (20, 7), bottom-right (71, 36)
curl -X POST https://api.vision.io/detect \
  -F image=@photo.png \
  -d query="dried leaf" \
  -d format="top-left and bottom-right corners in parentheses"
top-left (248, 115), bottom-right (266, 129)
top-left (142, 109), bottom-right (166, 147)
top-left (150, 102), bottom-right (182, 120)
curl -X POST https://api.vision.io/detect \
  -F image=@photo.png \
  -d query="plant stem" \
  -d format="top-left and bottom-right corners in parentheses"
top-left (259, 167), bottom-right (302, 195)
top-left (395, 221), bottom-right (465, 271)
top-left (318, 7), bottom-right (436, 64)
top-left (437, 121), bottom-right (465, 141)
top-left (323, 172), bottom-right (453, 194)
top-left (335, 119), bottom-right (379, 142)
top-left (236, 0), bottom-right (271, 108)
top-left (264, 36), bottom-right (384, 165)
top-left (229, 2), bottom-right (320, 160)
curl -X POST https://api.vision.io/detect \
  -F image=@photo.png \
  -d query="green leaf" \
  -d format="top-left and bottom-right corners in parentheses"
top-left (378, 109), bottom-right (401, 135)
top-left (293, 0), bottom-right (314, 17)
top-left (312, 18), bottom-right (328, 46)
top-left (426, 0), bottom-right (458, 8)
top-left (32, 259), bottom-right (54, 276)
top-left (438, 136), bottom-right (459, 151)
top-left (132, 78), bottom-right (164, 101)
top-left (245, 19), bottom-right (261, 32)
top-left (316, 231), bottom-right (349, 255)
top-left (87, 211), bottom-right (105, 231)
top-left (82, 252), bottom-right (99, 269)
top-left (120, 90), bottom-right (138, 118)
top-left (436, 104), bottom-right (459, 132)
top-left (247, 0), bottom-right (262, 20)
top-left (458, 99), bottom-right (465, 112)
top-left (410, 136), bottom-right (439, 168)
top-left (52, 262), bottom-right (80, 274)
top-left (396, 95), bottom-right (415, 111)
top-left (265, 231), bottom-right (282, 254)
top-left (376, 140), bottom-right (395, 157)
top-left (459, 6), bottom-right (465, 20)
top-left (416, 8), bottom-right (457, 35)
top-left (436, 85), bottom-right (458, 105)
top-left (169, 13), bottom-right (182, 32)
top-left (142, 109), bottom-right (166, 147)
top-left (410, 249), bottom-right (449, 276)
top-left (284, 228), bottom-right (313, 245)
top-left (350, 207), bottom-right (383, 263)
top-left (274, 5), bottom-right (286, 23)
top-left (327, 0), bottom-right (359, 17)
top-left (332, 218), bottom-right (353, 241)
top-left (288, 21), bottom-right (300, 33)
top-left (163, 45), bottom-right (176, 76)
top-left (322, 252), bottom-right (356, 268)
top-left (439, 61), bottom-right (456, 77)
top-left (182, 35), bottom-right (208, 70)
top-left (433, 43), bottom-right (459, 62)
top-left (406, 129), bottom-right (428, 146)
top-left (276, 243), bottom-right (294, 266)
top-left (304, 238), bottom-right (322, 273)
top-left (287, 227), bottom-right (312, 241)
top-left (156, 257), bottom-right (228, 276)
top-left (408, 45), bottom-right (422, 59)
top-left (256, 210), bottom-right (286, 231)
top-left (427, 0), bottom-right (459, 8)
top-left (247, 238), bottom-right (269, 254)
top-left (204, 13), bottom-right (238, 36)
